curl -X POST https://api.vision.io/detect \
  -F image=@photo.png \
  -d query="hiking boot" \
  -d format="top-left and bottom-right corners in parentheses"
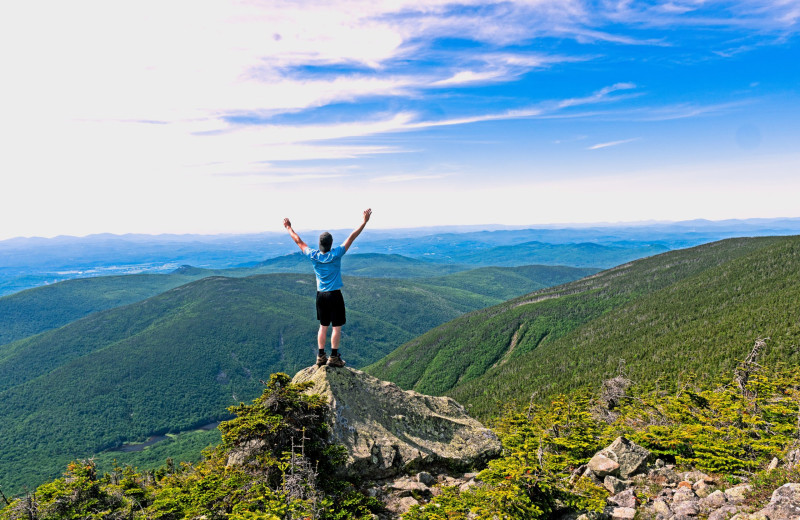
top-left (315, 354), bottom-right (328, 366)
top-left (326, 354), bottom-right (346, 368)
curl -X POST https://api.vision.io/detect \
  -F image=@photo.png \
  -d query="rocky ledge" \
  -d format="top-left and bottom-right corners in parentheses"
top-left (563, 438), bottom-right (800, 520)
top-left (291, 365), bottom-right (501, 480)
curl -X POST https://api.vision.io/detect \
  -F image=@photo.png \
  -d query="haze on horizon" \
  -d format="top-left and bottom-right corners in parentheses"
top-left (2, 0), bottom-right (799, 241)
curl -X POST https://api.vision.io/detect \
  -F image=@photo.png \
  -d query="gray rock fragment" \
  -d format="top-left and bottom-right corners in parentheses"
top-left (589, 452), bottom-right (621, 478)
top-left (699, 489), bottom-right (727, 512)
top-left (606, 437), bottom-right (651, 478)
top-left (753, 482), bottom-right (800, 520)
top-left (724, 484), bottom-right (752, 504)
top-left (609, 506), bottom-right (636, 520)
top-left (417, 471), bottom-right (435, 486)
top-left (604, 475), bottom-right (629, 494)
top-left (671, 499), bottom-right (700, 517)
top-left (707, 505), bottom-right (740, 520)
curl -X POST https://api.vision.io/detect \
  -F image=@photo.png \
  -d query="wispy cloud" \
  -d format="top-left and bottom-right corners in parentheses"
top-left (587, 138), bottom-right (641, 150)
top-left (371, 173), bottom-right (450, 183)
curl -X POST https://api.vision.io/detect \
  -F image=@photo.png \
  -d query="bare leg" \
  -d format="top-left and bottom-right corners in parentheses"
top-left (317, 325), bottom-right (328, 350)
top-left (331, 326), bottom-right (342, 350)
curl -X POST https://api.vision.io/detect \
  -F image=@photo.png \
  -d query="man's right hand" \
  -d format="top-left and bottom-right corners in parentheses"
top-left (283, 218), bottom-right (292, 229)
top-left (363, 209), bottom-right (372, 223)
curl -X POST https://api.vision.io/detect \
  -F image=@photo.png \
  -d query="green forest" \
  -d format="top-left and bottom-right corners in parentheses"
top-left (366, 236), bottom-right (800, 417)
top-left (0, 261), bottom-right (591, 494)
top-left (3, 360), bottom-right (798, 519)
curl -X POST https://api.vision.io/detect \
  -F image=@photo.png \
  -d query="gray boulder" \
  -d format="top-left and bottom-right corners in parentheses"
top-left (291, 365), bottom-right (501, 479)
top-left (587, 437), bottom-right (649, 480)
top-left (604, 475), bottom-right (629, 494)
top-left (708, 505), bottom-right (740, 520)
top-left (588, 452), bottom-right (621, 478)
top-left (699, 490), bottom-right (728, 512)
top-left (608, 488), bottom-right (637, 509)
top-left (606, 437), bottom-right (650, 478)
top-left (753, 483), bottom-right (800, 520)
top-left (724, 483), bottom-right (752, 504)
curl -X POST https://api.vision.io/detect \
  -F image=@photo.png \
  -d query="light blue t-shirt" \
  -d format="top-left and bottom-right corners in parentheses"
top-left (304, 245), bottom-right (346, 291)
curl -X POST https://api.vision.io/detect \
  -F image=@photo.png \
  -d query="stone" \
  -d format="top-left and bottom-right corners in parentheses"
top-left (391, 496), bottom-right (419, 514)
top-left (610, 506), bottom-right (636, 520)
top-left (588, 452), bottom-right (621, 478)
top-left (649, 465), bottom-right (681, 486)
top-left (225, 438), bottom-right (267, 466)
top-left (556, 511), bottom-right (607, 520)
top-left (605, 437), bottom-right (651, 478)
top-left (655, 458), bottom-right (665, 468)
top-left (390, 479), bottom-right (430, 497)
top-left (708, 505), bottom-right (741, 520)
top-left (608, 488), bottom-right (637, 509)
top-left (684, 470), bottom-right (713, 483)
top-left (786, 449), bottom-right (800, 468)
top-left (583, 466), bottom-right (604, 486)
top-left (459, 479), bottom-right (478, 492)
top-left (672, 487), bottom-right (698, 503)
top-left (767, 457), bottom-right (779, 471)
top-left (671, 499), bottom-right (700, 517)
top-left (604, 475), bottom-right (629, 494)
top-left (693, 480), bottom-right (713, 498)
top-left (724, 484), bottom-right (752, 504)
top-left (652, 498), bottom-right (671, 515)
top-left (699, 490), bottom-right (728, 511)
top-left (417, 471), bottom-right (435, 486)
top-left (292, 366), bottom-right (501, 479)
top-left (570, 464), bottom-right (589, 485)
top-left (754, 482), bottom-right (800, 520)
top-left (678, 480), bottom-right (693, 489)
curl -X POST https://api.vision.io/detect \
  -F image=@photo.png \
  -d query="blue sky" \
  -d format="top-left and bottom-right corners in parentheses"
top-left (1, 0), bottom-right (799, 238)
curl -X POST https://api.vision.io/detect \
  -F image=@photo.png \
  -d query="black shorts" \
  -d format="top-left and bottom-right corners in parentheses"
top-left (316, 290), bottom-right (346, 327)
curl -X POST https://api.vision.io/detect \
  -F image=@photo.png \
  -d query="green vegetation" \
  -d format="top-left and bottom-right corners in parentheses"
top-left (7, 362), bottom-right (796, 519)
top-left (0, 263), bottom-right (593, 495)
top-left (432, 241), bottom-right (669, 268)
top-left (404, 362), bottom-right (800, 519)
top-left (0, 254), bottom-right (593, 349)
top-left (419, 265), bottom-right (598, 301)
top-left (0, 374), bottom-right (381, 519)
top-left (366, 236), bottom-right (800, 418)
top-left (245, 252), bottom-right (470, 278)
top-left (92, 429), bottom-right (222, 479)
top-left (0, 273), bottom-right (200, 346)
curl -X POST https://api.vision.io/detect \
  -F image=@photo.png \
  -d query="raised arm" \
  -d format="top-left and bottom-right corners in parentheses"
top-left (342, 208), bottom-right (372, 251)
top-left (283, 218), bottom-right (308, 252)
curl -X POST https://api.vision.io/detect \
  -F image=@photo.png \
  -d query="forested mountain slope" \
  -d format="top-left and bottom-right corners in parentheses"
top-left (0, 254), bottom-right (463, 346)
top-left (0, 258), bottom-right (594, 350)
top-left (0, 273), bottom-right (201, 345)
top-left (366, 236), bottom-right (800, 417)
top-left (0, 264), bottom-right (593, 493)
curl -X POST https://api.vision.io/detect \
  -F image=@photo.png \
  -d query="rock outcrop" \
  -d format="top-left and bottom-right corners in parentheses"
top-left (291, 365), bottom-right (501, 479)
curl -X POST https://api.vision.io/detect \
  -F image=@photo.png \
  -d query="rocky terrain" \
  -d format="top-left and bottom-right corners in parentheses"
top-left (291, 365), bottom-right (501, 480)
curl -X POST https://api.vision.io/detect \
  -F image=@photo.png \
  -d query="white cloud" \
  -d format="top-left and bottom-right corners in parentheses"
top-left (1, 0), bottom-right (796, 238)
top-left (371, 173), bottom-right (449, 183)
top-left (587, 137), bottom-right (641, 150)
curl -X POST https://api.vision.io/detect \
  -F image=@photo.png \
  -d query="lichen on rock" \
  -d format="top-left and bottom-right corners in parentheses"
top-left (291, 365), bottom-right (501, 479)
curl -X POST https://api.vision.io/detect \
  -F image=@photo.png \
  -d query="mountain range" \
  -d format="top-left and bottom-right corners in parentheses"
top-left (0, 259), bottom-right (593, 494)
top-left (366, 235), bottom-right (800, 418)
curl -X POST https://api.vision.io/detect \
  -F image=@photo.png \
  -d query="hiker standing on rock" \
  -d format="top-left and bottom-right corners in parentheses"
top-left (283, 209), bottom-right (372, 368)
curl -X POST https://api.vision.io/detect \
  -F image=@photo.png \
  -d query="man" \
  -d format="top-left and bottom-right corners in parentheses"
top-left (283, 209), bottom-right (372, 367)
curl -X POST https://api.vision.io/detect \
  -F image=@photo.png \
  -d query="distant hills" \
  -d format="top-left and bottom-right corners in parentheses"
top-left (0, 261), bottom-right (594, 494)
top-left (365, 235), bottom-right (800, 418)
top-left (4, 217), bottom-right (800, 295)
